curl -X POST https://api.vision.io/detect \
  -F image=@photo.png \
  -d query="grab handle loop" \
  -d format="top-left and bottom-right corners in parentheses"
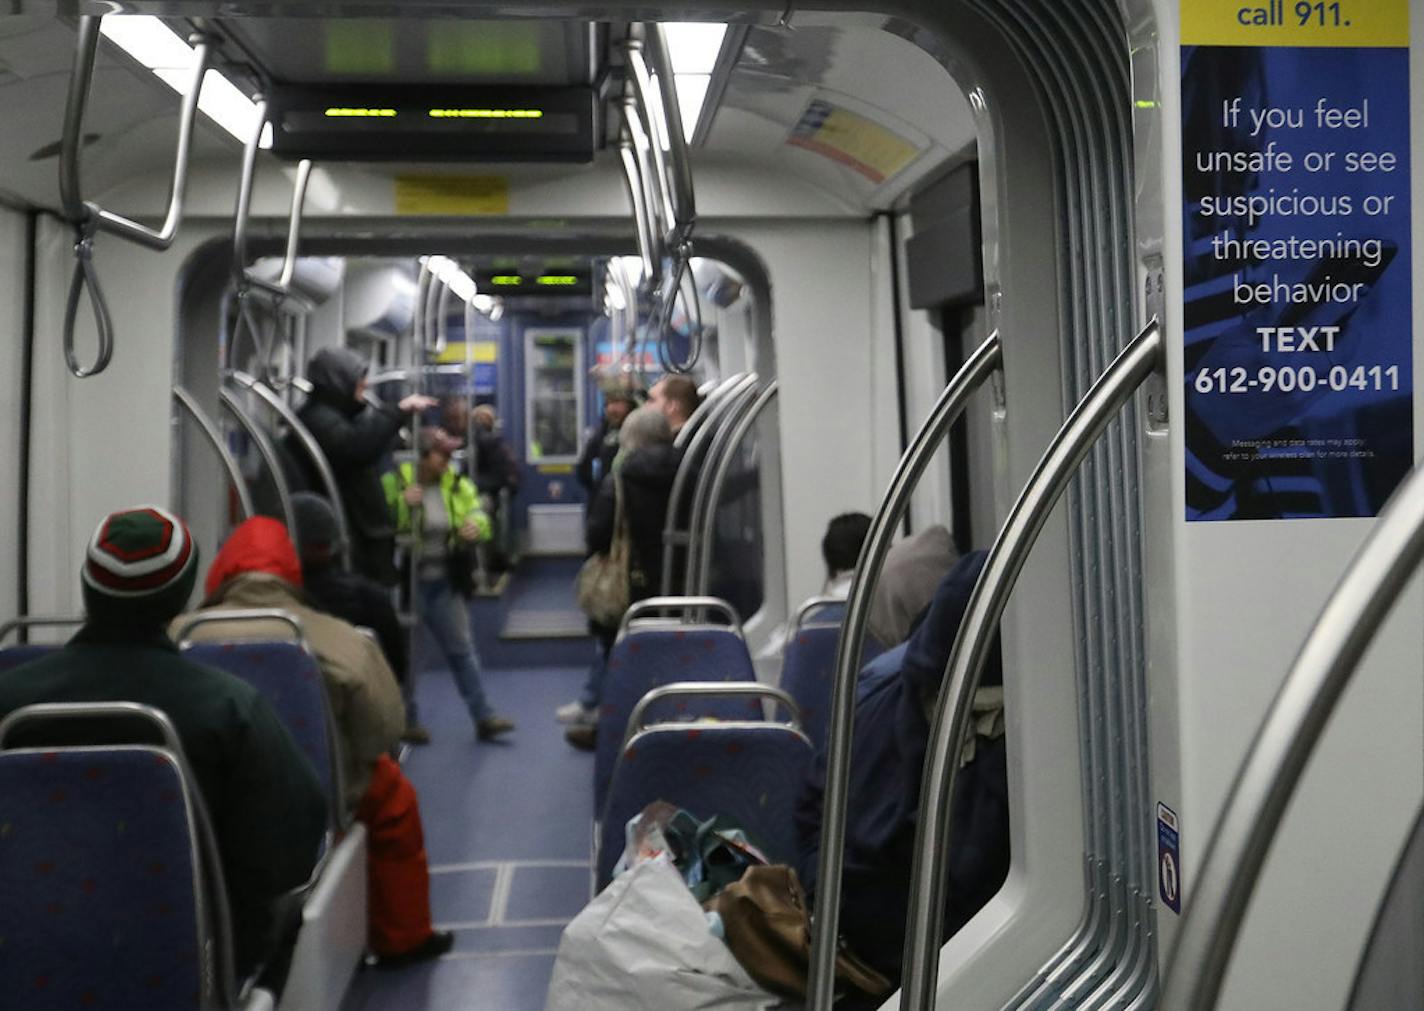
top-left (63, 215), bottom-right (114, 379)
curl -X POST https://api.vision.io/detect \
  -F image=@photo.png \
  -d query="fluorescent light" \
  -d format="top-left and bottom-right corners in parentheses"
top-left (422, 255), bottom-right (478, 304)
top-left (663, 23), bottom-right (727, 75)
top-left (673, 75), bottom-right (711, 143)
top-left (101, 15), bottom-right (268, 147)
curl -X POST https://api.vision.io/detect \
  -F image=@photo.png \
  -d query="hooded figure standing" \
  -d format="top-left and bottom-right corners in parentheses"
top-left (178, 517), bottom-right (453, 968)
top-left (298, 347), bottom-right (436, 586)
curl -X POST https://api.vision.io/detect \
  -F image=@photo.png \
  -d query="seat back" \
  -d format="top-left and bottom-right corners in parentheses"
top-left (596, 721), bottom-right (815, 890)
top-left (594, 624), bottom-right (760, 813)
top-left (183, 640), bottom-right (341, 828)
top-left (0, 703), bottom-right (225, 1011)
top-left (778, 623), bottom-right (845, 754)
top-left (0, 643), bottom-right (61, 673)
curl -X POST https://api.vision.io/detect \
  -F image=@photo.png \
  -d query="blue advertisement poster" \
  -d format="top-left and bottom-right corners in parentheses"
top-left (1181, 4), bottom-right (1412, 521)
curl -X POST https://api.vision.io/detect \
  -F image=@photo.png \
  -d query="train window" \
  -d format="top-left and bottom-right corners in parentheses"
top-left (524, 328), bottom-right (584, 463)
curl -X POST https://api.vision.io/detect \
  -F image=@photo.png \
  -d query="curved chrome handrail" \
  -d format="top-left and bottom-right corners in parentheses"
top-left (899, 319), bottom-right (1162, 1011)
top-left (217, 385), bottom-right (298, 541)
top-left (693, 381), bottom-right (778, 595)
top-left (806, 330), bottom-right (1003, 1008)
top-left (171, 607), bottom-right (306, 648)
top-left (620, 97), bottom-right (669, 289)
top-left (675, 373), bottom-right (744, 451)
top-left (790, 596), bottom-right (848, 637)
top-left (1160, 457), bottom-right (1424, 1011)
top-left (622, 41), bottom-right (676, 250)
top-left (60, 16), bottom-right (210, 378)
top-left (660, 372), bottom-right (757, 595)
top-left (173, 385), bottom-right (255, 523)
top-left (228, 371), bottom-right (352, 567)
top-left (618, 595), bottom-right (742, 636)
top-left (683, 378), bottom-right (762, 594)
top-left (624, 681), bottom-right (801, 749)
top-left (0, 615), bottom-right (85, 643)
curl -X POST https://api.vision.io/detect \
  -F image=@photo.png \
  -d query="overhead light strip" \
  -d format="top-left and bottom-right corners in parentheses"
top-left (662, 22), bottom-right (728, 143)
top-left (100, 15), bottom-right (270, 148)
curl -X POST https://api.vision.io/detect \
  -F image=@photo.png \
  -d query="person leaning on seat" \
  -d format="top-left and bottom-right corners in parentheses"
top-left (383, 427), bottom-right (515, 742)
top-left (177, 516), bottom-right (455, 968)
top-left (297, 347), bottom-right (438, 587)
top-left (291, 492), bottom-right (430, 746)
top-left (0, 506), bottom-right (328, 990)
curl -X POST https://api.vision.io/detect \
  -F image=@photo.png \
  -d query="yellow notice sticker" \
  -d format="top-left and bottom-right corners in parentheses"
top-left (1182, 0), bottom-right (1407, 47)
top-left (537, 464), bottom-right (574, 475)
top-left (394, 175), bottom-right (509, 215)
top-left (786, 99), bottom-right (921, 185)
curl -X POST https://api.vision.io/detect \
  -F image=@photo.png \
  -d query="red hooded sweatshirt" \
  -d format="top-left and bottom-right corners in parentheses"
top-left (205, 517), bottom-right (304, 598)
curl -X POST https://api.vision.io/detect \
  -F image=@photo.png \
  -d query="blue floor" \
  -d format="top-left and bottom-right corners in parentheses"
top-left (342, 562), bottom-right (595, 1011)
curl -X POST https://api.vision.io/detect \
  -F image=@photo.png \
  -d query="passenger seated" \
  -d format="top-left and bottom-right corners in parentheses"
top-left (291, 492), bottom-right (428, 746)
top-left (758, 511), bottom-right (872, 659)
top-left (178, 516), bottom-right (453, 967)
top-left (0, 506), bottom-right (327, 983)
top-left (795, 549), bottom-right (1009, 984)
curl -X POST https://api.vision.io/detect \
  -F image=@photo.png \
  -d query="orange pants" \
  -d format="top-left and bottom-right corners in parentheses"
top-left (355, 754), bottom-right (436, 956)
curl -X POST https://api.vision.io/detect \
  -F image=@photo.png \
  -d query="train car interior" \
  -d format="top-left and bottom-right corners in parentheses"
top-left (0, 2), bottom-right (1419, 1010)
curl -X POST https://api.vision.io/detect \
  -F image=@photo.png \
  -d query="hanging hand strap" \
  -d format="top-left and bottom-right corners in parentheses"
top-left (63, 215), bottom-right (114, 379)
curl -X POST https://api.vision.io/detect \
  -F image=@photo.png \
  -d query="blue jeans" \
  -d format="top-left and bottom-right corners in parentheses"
top-left (417, 577), bottom-right (492, 724)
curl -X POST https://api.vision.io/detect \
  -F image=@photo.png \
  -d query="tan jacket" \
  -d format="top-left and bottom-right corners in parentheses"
top-left (173, 573), bottom-right (405, 813)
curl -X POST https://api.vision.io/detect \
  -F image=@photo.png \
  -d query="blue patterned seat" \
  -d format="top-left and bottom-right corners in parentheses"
top-left (0, 746), bottom-right (211, 1009)
top-left (779, 624), bottom-right (845, 754)
top-left (182, 641), bottom-right (337, 821)
top-left (0, 643), bottom-right (60, 673)
top-left (596, 722), bottom-right (815, 890)
top-left (594, 625), bottom-right (761, 813)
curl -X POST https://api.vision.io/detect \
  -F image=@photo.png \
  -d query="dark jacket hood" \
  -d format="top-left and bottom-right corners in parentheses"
top-left (307, 347), bottom-right (368, 413)
top-left (619, 444), bottom-right (680, 487)
top-left (899, 550), bottom-right (1001, 703)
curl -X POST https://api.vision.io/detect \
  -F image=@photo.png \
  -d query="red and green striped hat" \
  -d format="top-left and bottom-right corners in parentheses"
top-left (81, 506), bottom-right (199, 623)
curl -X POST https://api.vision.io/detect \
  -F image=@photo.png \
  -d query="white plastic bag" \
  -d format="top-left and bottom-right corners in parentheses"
top-left (545, 856), bottom-right (782, 1011)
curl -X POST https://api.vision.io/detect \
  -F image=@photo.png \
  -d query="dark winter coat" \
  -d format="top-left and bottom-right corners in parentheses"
top-left (576, 419), bottom-right (622, 495)
top-left (585, 444), bottom-right (681, 602)
top-left (0, 625), bottom-right (327, 977)
top-left (297, 348), bottom-right (406, 539)
top-left (471, 427), bottom-right (521, 498)
top-left (304, 564), bottom-right (408, 685)
top-left (793, 551), bottom-right (1010, 982)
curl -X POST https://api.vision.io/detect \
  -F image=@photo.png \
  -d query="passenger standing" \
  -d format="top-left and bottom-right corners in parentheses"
top-left (576, 389), bottom-right (638, 496)
top-left (0, 506), bottom-right (326, 982)
top-left (469, 405), bottom-right (521, 573)
top-left (647, 374), bottom-right (703, 438)
top-left (179, 517), bottom-right (454, 967)
top-left (561, 406), bottom-right (681, 747)
top-left (298, 347), bottom-right (437, 586)
top-left (383, 429), bottom-right (515, 741)
top-left (291, 492), bottom-right (429, 746)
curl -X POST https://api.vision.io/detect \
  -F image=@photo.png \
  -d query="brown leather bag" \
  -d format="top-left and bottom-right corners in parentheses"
top-left (705, 865), bottom-right (893, 1001)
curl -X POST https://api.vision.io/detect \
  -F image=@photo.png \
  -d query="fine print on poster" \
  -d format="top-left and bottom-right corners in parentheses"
top-left (1181, 2), bottom-right (1412, 521)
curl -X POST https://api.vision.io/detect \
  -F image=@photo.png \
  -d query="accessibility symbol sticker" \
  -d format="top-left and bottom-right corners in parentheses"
top-left (1157, 802), bottom-right (1182, 915)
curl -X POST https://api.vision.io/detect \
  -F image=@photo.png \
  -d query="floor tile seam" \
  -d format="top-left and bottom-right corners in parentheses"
top-left (430, 860), bottom-right (590, 873)
top-left (436, 948), bottom-right (560, 961)
top-left (434, 917), bottom-right (571, 930)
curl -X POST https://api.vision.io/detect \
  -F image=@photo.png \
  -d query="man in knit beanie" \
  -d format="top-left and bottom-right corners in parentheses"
top-left (0, 505), bottom-right (327, 983)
